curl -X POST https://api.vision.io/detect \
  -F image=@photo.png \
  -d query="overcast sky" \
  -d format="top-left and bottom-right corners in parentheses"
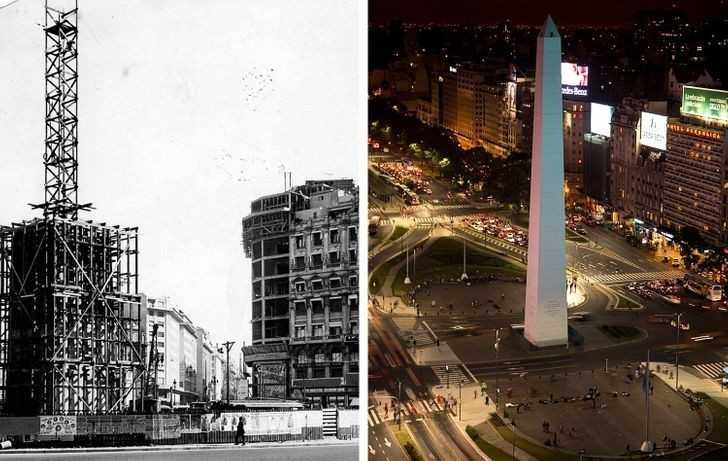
top-left (0, 0), bottom-right (361, 349)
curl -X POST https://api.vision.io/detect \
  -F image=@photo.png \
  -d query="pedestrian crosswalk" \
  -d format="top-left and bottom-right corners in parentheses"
top-left (458, 227), bottom-right (527, 257)
top-left (432, 364), bottom-right (471, 386)
top-left (367, 400), bottom-right (444, 427)
top-left (589, 270), bottom-right (684, 285)
top-left (401, 329), bottom-right (435, 347)
top-left (692, 361), bottom-right (728, 379)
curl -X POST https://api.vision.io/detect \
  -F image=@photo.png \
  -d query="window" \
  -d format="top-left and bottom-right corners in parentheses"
top-left (348, 248), bottom-right (357, 263)
top-left (329, 326), bottom-right (343, 337)
top-left (295, 235), bottom-right (304, 249)
top-left (330, 366), bottom-right (343, 378)
top-left (312, 232), bottom-right (323, 247)
top-left (312, 324), bottom-right (324, 337)
top-left (311, 253), bottom-right (323, 268)
top-left (330, 297), bottom-right (343, 314)
top-left (298, 353), bottom-right (309, 364)
top-left (348, 227), bottom-right (357, 243)
top-left (295, 281), bottom-right (306, 293)
top-left (294, 256), bottom-right (305, 270)
top-left (313, 367), bottom-right (326, 378)
top-left (295, 326), bottom-right (306, 338)
top-left (349, 275), bottom-right (357, 287)
top-left (332, 351), bottom-right (343, 362)
top-left (315, 352), bottom-right (326, 363)
top-left (329, 251), bottom-right (340, 265)
top-left (312, 299), bottom-right (324, 315)
top-left (311, 279), bottom-right (323, 291)
top-left (330, 277), bottom-right (342, 289)
top-left (330, 229), bottom-right (340, 244)
top-left (294, 301), bottom-right (307, 316)
top-left (350, 322), bottom-right (358, 335)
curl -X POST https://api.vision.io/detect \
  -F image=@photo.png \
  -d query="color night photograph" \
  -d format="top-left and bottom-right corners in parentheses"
top-left (367, 0), bottom-right (728, 460)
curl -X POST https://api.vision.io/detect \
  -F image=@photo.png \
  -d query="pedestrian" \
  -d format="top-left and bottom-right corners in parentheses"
top-left (235, 417), bottom-right (246, 446)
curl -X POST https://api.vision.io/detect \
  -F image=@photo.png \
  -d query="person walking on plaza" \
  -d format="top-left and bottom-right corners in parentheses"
top-left (236, 417), bottom-right (246, 446)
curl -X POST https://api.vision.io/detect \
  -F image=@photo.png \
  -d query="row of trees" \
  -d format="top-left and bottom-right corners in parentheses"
top-left (369, 97), bottom-right (531, 209)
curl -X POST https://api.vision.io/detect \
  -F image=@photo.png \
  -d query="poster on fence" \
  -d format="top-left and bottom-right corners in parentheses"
top-left (39, 415), bottom-right (77, 436)
top-left (206, 411), bottom-right (322, 435)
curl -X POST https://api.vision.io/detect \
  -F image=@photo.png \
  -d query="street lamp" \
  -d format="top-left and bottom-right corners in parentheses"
top-left (461, 237), bottom-right (468, 281)
top-left (219, 341), bottom-right (235, 405)
top-left (404, 246), bottom-right (411, 285)
top-left (675, 312), bottom-right (683, 390)
top-left (398, 380), bottom-right (403, 430)
top-left (446, 364), bottom-right (450, 389)
top-left (459, 379), bottom-right (463, 421)
top-left (172, 379), bottom-right (177, 408)
top-left (494, 329), bottom-right (501, 409)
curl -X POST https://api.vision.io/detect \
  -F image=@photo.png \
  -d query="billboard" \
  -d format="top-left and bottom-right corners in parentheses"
top-left (590, 103), bottom-right (613, 137)
top-left (640, 112), bottom-right (667, 151)
top-left (561, 62), bottom-right (588, 97)
top-left (682, 86), bottom-right (728, 122)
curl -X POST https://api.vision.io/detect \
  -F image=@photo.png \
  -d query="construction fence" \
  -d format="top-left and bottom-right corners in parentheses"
top-left (0, 409), bottom-right (359, 448)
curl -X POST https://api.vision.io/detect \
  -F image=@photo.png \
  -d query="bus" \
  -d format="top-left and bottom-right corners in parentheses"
top-left (684, 275), bottom-right (723, 302)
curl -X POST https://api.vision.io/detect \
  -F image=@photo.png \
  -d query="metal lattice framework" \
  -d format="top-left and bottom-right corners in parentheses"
top-left (32, 1), bottom-right (92, 219)
top-left (0, 218), bottom-right (144, 415)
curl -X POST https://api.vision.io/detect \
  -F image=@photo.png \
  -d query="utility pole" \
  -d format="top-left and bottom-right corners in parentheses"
top-left (219, 341), bottom-right (235, 405)
top-left (675, 312), bottom-right (682, 390)
top-left (398, 380), bottom-right (402, 430)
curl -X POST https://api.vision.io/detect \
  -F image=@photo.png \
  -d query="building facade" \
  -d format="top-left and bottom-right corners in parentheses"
top-left (563, 99), bottom-right (589, 190)
top-left (241, 180), bottom-right (359, 408)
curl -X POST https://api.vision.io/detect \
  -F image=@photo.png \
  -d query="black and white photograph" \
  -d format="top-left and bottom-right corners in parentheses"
top-left (0, 1), bottom-right (364, 460)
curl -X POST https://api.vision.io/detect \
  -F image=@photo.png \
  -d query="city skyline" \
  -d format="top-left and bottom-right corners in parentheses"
top-left (0, 0), bottom-right (360, 346)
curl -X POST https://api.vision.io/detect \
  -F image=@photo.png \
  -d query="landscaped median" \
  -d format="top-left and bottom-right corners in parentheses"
top-left (394, 427), bottom-right (424, 461)
top-left (464, 425), bottom-right (513, 461)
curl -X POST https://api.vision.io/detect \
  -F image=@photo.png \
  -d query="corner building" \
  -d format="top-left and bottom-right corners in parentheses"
top-left (241, 180), bottom-right (358, 408)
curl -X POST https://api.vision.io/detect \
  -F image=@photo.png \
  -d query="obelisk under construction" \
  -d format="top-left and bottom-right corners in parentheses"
top-left (524, 16), bottom-right (568, 347)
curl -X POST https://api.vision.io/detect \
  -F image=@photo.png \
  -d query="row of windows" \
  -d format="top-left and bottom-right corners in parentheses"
top-left (293, 227), bottom-right (357, 249)
top-left (294, 275), bottom-right (357, 293)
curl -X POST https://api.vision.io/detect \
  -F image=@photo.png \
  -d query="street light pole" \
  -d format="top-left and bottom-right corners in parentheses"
top-left (398, 380), bottom-right (402, 430)
top-left (675, 312), bottom-right (682, 390)
top-left (219, 341), bottom-right (235, 405)
top-left (459, 380), bottom-right (463, 421)
top-left (461, 237), bottom-right (468, 281)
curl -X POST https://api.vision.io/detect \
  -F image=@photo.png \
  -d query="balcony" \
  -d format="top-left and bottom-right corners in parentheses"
top-left (289, 334), bottom-right (344, 344)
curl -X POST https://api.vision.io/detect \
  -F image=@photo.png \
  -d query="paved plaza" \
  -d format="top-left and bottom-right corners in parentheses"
top-left (483, 365), bottom-right (703, 456)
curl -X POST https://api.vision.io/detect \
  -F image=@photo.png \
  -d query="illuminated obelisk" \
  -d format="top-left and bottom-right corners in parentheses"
top-left (524, 16), bottom-right (568, 347)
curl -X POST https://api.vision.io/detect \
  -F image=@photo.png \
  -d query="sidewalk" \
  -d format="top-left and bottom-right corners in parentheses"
top-left (0, 438), bottom-right (357, 455)
top-left (648, 360), bottom-right (728, 409)
top-left (442, 382), bottom-right (539, 461)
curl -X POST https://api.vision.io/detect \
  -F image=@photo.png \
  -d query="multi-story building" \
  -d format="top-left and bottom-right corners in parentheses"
top-left (663, 120), bottom-right (727, 243)
top-left (241, 180), bottom-right (359, 408)
top-left (563, 99), bottom-right (589, 190)
top-left (608, 98), bottom-right (666, 226)
top-left (430, 63), bottom-right (525, 156)
top-left (146, 297), bottom-right (221, 406)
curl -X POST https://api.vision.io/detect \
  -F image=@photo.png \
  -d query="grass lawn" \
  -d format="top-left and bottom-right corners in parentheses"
top-left (617, 295), bottom-right (642, 311)
top-left (390, 237), bottom-right (525, 295)
top-left (394, 426), bottom-right (424, 461)
top-left (489, 414), bottom-right (579, 461)
top-left (598, 324), bottom-right (642, 341)
top-left (701, 393), bottom-right (728, 444)
top-left (465, 425), bottom-right (513, 461)
top-left (388, 225), bottom-right (408, 243)
top-left (369, 253), bottom-right (404, 295)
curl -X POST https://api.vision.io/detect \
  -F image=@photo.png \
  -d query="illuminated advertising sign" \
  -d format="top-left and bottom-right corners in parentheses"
top-left (682, 86), bottom-right (728, 122)
top-left (640, 112), bottom-right (667, 151)
top-left (590, 103), bottom-right (613, 137)
top-left (561, 62), bottom-right (588, 97)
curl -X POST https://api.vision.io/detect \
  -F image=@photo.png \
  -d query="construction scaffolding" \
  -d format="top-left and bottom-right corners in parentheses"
top-left (0, 1), bottom-right (147, 415)
top-left (0, 219), bottom-right (145, 415)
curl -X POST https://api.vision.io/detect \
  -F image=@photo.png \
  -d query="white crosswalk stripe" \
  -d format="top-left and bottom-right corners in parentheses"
top-left (402, 329), bottom-right (435, 347)
top-left (590, 270), bottom-right (684, 285)
top-left (693, 361), bottom-right (728, 379)
top-left (368, 408), bottom-right (382, 427)
top-left (432, 364), bottom-right (471, 386)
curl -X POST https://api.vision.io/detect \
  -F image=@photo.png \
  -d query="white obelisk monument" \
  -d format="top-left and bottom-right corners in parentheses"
top-left (524, 16), bottom-right (568, 347)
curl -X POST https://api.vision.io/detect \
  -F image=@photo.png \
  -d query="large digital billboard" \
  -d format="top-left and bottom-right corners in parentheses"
top-left (640, 112), bottom-right (667, 151)
top-left (561, 62), bottom-right (588, 97)
top-left (682, 86), bottom-right (728, 122)
top-left (590, 103), bottom-right (613, 137)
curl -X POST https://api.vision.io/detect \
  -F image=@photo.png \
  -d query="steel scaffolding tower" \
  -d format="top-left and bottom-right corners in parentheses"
top-left (0, 1), bottom-right (146, 415)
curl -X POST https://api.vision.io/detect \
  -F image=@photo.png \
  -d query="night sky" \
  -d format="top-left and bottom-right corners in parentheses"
top-left (370, 0), bottom-right (720, 26)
